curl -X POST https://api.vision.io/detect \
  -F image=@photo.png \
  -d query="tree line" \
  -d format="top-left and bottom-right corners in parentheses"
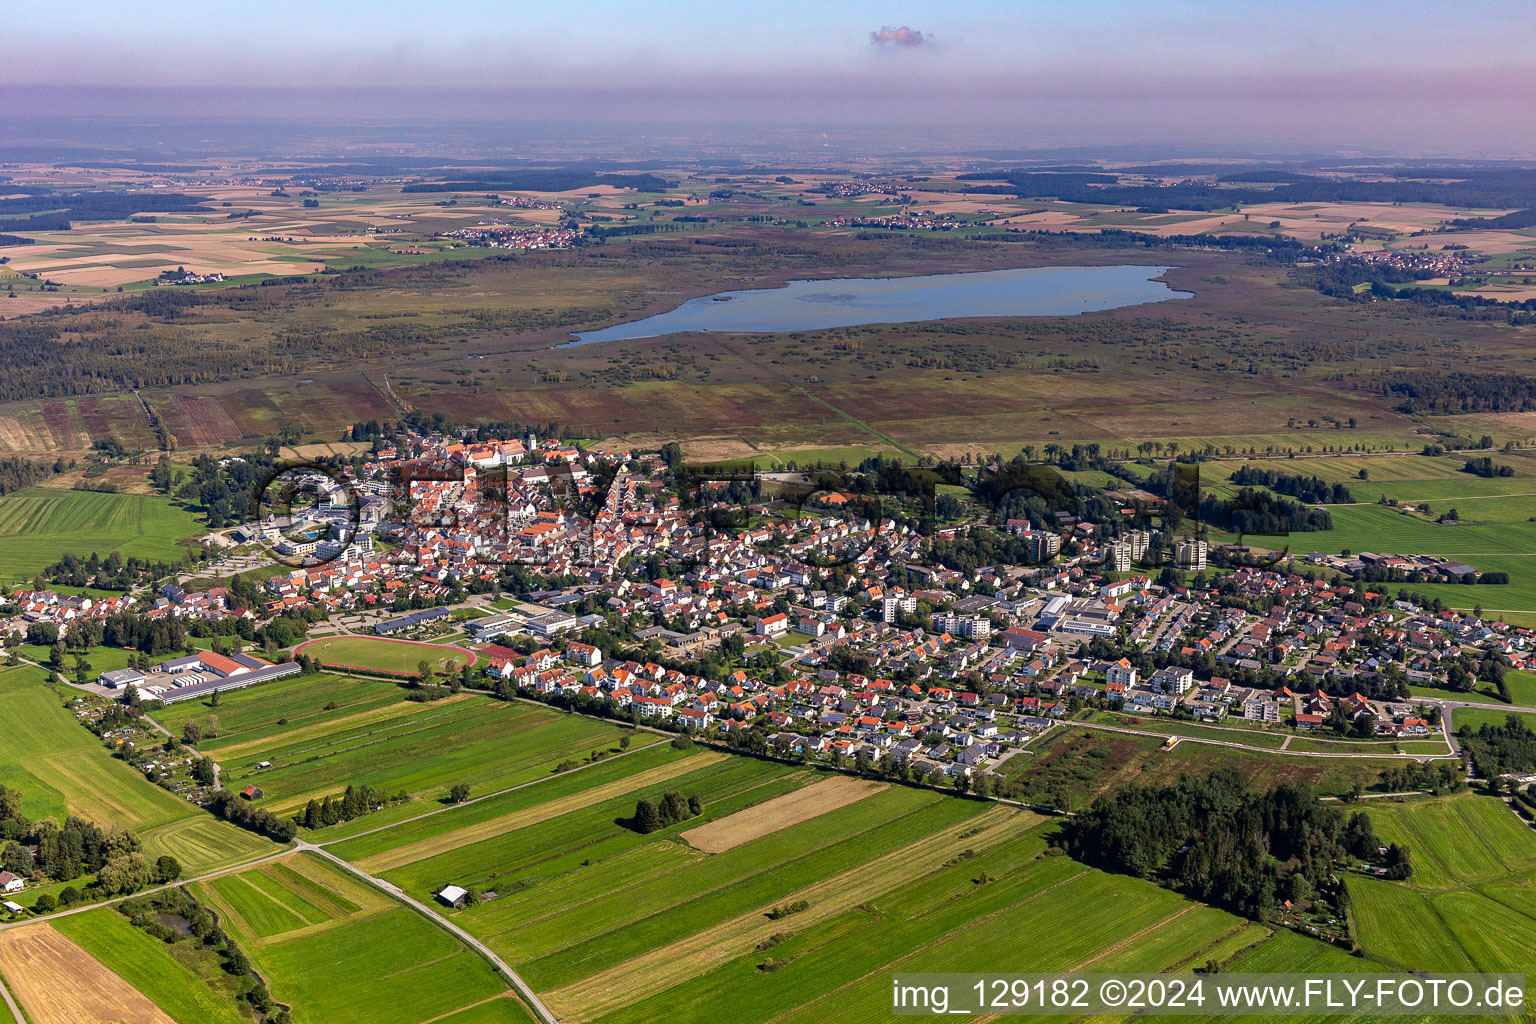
top-left (296, 784), bottom-right (409, 830)
top-left (1457, 715), bottom-right (1536, 779)
top-left (0, 785), bottom-right (180, 901)
top-left (1200, 487), bottom-right (1334, 534)
top-left (1228, 466), bottom-right (1354, 505)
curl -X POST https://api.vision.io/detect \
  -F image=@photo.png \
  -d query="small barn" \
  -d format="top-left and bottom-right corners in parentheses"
top-left (240, 785), bottom-right (263, 800)
top-left (435, 884), bottom-right (468, 908)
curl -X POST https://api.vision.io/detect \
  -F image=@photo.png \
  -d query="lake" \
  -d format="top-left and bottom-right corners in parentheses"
top-left (565, 265), bottom-right (1191, 346)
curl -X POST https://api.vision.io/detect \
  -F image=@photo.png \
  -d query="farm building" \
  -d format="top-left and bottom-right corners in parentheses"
top-left (435, 884), bottom-right (468, 908)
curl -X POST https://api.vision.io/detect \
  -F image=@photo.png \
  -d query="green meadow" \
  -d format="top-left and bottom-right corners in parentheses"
top-left (0, 665), bottom-right (271, 874)
top-left (195, 853), bottom-right (537, 1024)
top-left (0, 487), bottom-right (201, 584)
top-left (154, 674), bottom-right (636, 824)
top-left (319, 740), bottom-right (1440, 1024)
top-left (52, 907), bottom-right (249, 1024)
top-left (1203, 454), bottom-right (1536, 613)
top-left (1348, 793), bottom-right (1536, 975)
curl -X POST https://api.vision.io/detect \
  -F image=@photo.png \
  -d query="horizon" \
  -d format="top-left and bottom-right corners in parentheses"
top-left (6, 0), bottom-right (1536, 155)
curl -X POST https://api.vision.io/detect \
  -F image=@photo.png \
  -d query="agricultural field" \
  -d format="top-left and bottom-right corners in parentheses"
top-left (52, 907), bottom-right (249, 1024)
top-left (0, 922), bottom-right (178, 1024)
top-left (0, 665), bottom-right (272, 874)
top-left (998, 727), bottom-right (1403, 810)
top-left (1347, 793), bottom-right (1536, 974)
top-left (1450, 705), bottom-right (1536, 734)
top-left (193, 852), bottom-right (538, 1024)
top-left (1201, 453), bottom-right (1536, 615)
top-left (315, 741), bottom-right (1424, 1024)
top-left (292, 635), bottom-right (478, 675)
top-left (0, 487), bottom-right (201, 585)
top-left (152, 674), bottom-right (638, 825)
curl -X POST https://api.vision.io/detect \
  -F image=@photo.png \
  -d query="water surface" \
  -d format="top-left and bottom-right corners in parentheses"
top-left (566, 265), bottom-right (1191, 346)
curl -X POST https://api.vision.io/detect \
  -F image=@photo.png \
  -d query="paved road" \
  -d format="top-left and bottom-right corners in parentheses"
top-left (0, 846), bottom-right (296, 934)
top-left (300, 842), bottom-right (558, 1024)
top-left (0, 973), bottom-right (23, 1023)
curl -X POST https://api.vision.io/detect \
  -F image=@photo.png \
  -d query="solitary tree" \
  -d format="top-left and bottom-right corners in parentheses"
top-left (154, 855), bottom-right (182, 884)
top-left (449, 783), bottom-right (471, 804)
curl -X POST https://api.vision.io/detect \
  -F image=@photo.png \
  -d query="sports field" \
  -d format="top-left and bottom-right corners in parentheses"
top-left (319, 744), bottom-right (1412, 1024)
top-left (193, 852), bottom-right (538, 1024)
top-left (1348, 793), bottom-right (1536, 974)
top-left (0, 487), bottom-right (201, 584)
top-left (152, 672), bottom-right (637, 825)
top-left (0, 666), bottom-right (271, 874)
top-left (294, 635), bottom-right (477, 675)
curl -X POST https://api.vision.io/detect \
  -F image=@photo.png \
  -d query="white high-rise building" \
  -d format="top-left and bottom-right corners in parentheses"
top-left (1106, 540), bottom-right (1131, 573)
top-left (1175, 538), bottom-right (1208, 571)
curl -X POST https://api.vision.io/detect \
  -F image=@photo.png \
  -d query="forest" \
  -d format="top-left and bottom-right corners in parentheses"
top-left (958, 166), bottom-right (1536, 211)
top-left (402, 170), bottom-right (672, 193)
top-left (1059, 769), bottom-right (1391, 919)
top-left (0, 455), bottom-right (67, 497)
top-left (0, 189), bottom-right (212, 233)
top-left (1378, 372), bottom-right (1536, 414)
top-left (1200, 487), bottom-right (1333, 534)
top-left (1457, 716), bottom-right (1536, 778)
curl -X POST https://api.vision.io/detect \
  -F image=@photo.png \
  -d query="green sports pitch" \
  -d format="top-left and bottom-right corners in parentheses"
top-left (295, 635), bottom-right (477, 675)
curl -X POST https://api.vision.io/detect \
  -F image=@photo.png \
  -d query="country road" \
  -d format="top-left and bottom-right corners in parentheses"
top-left (299, 842), bottom-right (558, 1024)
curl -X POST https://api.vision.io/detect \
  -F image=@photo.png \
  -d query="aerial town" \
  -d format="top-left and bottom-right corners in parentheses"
top-left (6, 426), bottom-right (1511, 793)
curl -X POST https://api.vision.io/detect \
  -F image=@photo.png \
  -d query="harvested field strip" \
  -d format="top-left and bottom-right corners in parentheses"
top-left (454, 770), bottom-right (821, 939)
top-left (267, 859), bottom-right (365, 918)
top-left (258, 703), bottom-right (551, 814)
top-left (476, 780), bottom-right (920, 958)
top-left (587, 845), bottom-right (1086, 1024)
top-left (203, 874), bottom-right (309, 941)
top-left (210, 694), bottom-right (471, 761)
top-left (243, 869), bottom-right (333, 927)
top-left (544, 804), bottom-right (1037, 1019)
top-left (262, 698), bottom-right (513, 769)
top-left (480, 842), bottom-right (706, 931)
top-left (0, 923), bottom-right (173, 1024)
top-left (519, 790), bottom-right (991, 989)
top-left (357, 753), bottom-right (728, 872)
top-left (196, 852), bottom-right (390, 946)
top-left (51, 908), bottom-right (249, 1024)
top-left (136, 815), bottom-right (274, 877)
top-left (1067, 904), bottom-right (1195, 970)
top-left (768, 870), bottom-right (1206, 1024)
top-left (681, 776), bottom-right (885, 853)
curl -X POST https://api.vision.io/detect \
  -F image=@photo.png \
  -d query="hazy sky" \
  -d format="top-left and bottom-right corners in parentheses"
top-left (9, 0), bottom-right (1536, 153)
